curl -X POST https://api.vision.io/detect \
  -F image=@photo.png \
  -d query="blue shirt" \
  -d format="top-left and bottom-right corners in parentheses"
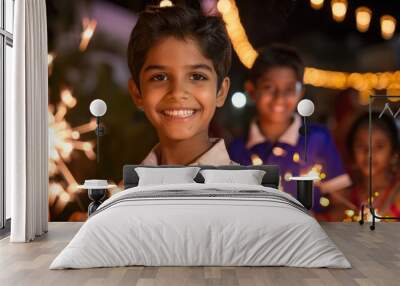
top-left (228, 115), bottom-right (351, 213)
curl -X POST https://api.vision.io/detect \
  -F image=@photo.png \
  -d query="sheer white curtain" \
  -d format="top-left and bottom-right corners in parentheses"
top-left (7, 0), bottom-right (48, 242)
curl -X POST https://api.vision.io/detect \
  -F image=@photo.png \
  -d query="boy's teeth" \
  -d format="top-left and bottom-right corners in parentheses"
top-left (163, 109), bottom-right (195, 118)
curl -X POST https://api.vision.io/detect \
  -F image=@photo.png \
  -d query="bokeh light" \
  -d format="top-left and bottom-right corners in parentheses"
top-left (331, 0), bottom-right (347, 22)
top-left (310, 0), bottom-right (324, 10)
top-left (231, 91), bottom-right (247, 108)
top-left (356, 7), bottom-right (372, 33)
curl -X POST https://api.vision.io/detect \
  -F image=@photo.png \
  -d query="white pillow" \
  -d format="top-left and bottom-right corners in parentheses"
top-left (200, 169), bottom-right (266, 185)
top-left (135, 167), bottom-right (201, 186)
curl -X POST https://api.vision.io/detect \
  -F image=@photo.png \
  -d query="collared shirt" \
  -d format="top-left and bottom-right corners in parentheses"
top-left (228, 114), bottom-right (351, 212)
top-left (142, 138), bottom-right (237, 166)
top-left (246, 114), bottom-right (302, 149)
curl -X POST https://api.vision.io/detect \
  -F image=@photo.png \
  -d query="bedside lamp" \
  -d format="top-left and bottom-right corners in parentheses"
top-left (290, 99), bottom-right (318, 210)
top-left (79, 99), bottom-right (112, 216)
top-left (89, 99), bottom-right (107, 163)
top-left (297, 99), bottom-right (314, 162)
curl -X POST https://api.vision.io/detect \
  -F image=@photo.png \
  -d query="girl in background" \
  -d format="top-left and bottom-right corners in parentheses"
top-left (347, 112), bottom-right (400, 219)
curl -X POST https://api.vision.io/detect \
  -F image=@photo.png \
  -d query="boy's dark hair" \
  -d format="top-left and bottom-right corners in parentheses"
top-left (127, 5), bottom-right (231, 90)
top-left (249, 43), bottom-right (304, 83)
top-left (346, 111), bottom-right (399, 159)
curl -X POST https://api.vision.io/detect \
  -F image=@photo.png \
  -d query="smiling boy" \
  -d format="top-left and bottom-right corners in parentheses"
top-left (228, 44), bottom-right (352, 216)
top-left (127, 5), bottom-right (233, 165)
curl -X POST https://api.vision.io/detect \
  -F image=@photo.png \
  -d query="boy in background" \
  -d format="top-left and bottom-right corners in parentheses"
top-left (228, 44), bottom-right (351, 217)
top-left (127, 5), bottom-right (234, 166)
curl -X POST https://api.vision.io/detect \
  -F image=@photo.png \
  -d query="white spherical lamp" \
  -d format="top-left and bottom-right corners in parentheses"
top-left (297, 99), bottom-right (314, 117)
top-left (90, 99), bottom-right (107, 117)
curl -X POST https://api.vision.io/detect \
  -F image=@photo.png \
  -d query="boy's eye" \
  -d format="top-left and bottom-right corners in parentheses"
top-left (262, 85), bottom-right (275, 92)
top-left (190, 73), bottom-right (207, 81)
top-left (151, 74), bottom-right (168, 81)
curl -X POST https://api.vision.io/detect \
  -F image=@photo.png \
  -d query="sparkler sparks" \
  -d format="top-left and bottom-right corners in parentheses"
top-left (79, 18), bottom-right (97, 52)
top-left (48, 87), bottom-right (97, 218)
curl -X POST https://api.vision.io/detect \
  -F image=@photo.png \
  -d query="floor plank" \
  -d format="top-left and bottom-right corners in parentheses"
top-left (0, 222), bottom-right (399, 286)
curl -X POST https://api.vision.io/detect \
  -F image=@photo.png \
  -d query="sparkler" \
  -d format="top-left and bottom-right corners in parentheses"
top-left (48, 87), bottom-right (97, 218)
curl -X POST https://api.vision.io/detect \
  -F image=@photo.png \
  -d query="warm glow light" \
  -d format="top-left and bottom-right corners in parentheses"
top-left (272, 147), bottom-right (286, 157)
top-left (80, 18), bottom-right (97, 52)
top-left (61, 88), bottom-right (77, 108)
top-left (387, 83), bottom-right (400, 102)
top-left (48, 53), bottom-right (55, 66)
top-left (218, 0), bottom-right (257, 68)
top-left (358, 89), bottom-right (373, 105)
top-left (49, 183), bottom-right (63, 196)
top-left (356, 7), bottom-right (372, 33)
top-left (48, 52), bottom-right (56, 76)
top-left (302, 164), bottom-right (323, 179)
top-left (83, 142), bottom-right (93, 151)
top-left (381, 15), bottom-right (396, 40)
top-left (59, 192), bottom-right (70, 203)
top-left (345, 209), bottom-right (355, 217)
top-left (71, 131), bottom-right (80, 140)
top-left (310, 0), bottom-right (324, 10)
top-left (219, 0), bottom-right (400, 100)
top-left (251, 154), bottom-right (263, 165)
top-left (217, 0), bottom-right (232, 14)
top-left (284, 172), bottom-right (293, 181)
top-left (293, 152), bottom-right (300, 162)
top-left (48, 95), bottom-right (96, 181)
top-left (159, 0), bottom-right (173, 7)
top-left (331, 0), bottom-right (347, 22)
top-left (320, 197), bottom-right (330, 207)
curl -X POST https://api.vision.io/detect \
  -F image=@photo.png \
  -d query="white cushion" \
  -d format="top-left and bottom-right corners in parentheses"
top-left (200, 169), bottom-right (266, 185)
top-left (135, 167), bottom-right (201, 186)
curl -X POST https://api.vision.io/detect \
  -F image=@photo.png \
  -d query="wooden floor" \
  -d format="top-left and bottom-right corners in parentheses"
top-left (0, 222), bottom-right (399, 286)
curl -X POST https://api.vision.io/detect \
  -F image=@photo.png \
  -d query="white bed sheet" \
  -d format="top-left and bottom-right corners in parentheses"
top-left (50, 183), bottom-right (351, 269)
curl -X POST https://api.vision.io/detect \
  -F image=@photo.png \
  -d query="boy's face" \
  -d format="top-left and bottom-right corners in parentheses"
top-left (248, 67), bottom-right (303, 124)
top-left (128, 37), bottom-right (229, 142)
top-left (353, 127), bottom-right (394, 177)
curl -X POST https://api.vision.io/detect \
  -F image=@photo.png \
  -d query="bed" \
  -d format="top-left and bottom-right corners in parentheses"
top-left (49, 165), bottom-right (351, 269)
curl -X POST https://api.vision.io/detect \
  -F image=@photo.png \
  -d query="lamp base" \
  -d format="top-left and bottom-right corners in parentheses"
top-left (296, 180), bottom-right (314, 210)
top-left (87, 188), bottom-right (107, 216)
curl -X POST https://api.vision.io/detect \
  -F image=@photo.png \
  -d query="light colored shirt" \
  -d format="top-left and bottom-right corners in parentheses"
top-left (141, 138), bottom-right (237, 166)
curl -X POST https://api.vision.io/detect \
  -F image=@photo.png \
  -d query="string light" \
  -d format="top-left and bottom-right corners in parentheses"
top-left (218, 0), bottom-right (400, 99)
top-left (217, 0), bottom-right (232, 14)
top-left (159, 0), bottom-right (173, 8)
top-left (310, 0), bottom-right (324, 10)
top-left (380, 15), bottom-right (396, 40)
top-left (387, 83), bottom-right (400, 102)
top-left (311, 1), bottom-right (397, 40)
top-left (356, 7), bottom-right (372, 33)
top-left (331, 0), bottom-right (347, 22)
top-left (218, 0), bottom-right (257, 68)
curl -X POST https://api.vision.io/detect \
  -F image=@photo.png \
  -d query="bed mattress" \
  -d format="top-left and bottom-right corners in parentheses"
top-left (50, 183), bottom-right (351, 269)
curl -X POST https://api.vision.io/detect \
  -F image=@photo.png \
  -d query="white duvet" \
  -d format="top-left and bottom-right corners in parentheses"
top-left (50, 183), bottom-right (351, 269)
